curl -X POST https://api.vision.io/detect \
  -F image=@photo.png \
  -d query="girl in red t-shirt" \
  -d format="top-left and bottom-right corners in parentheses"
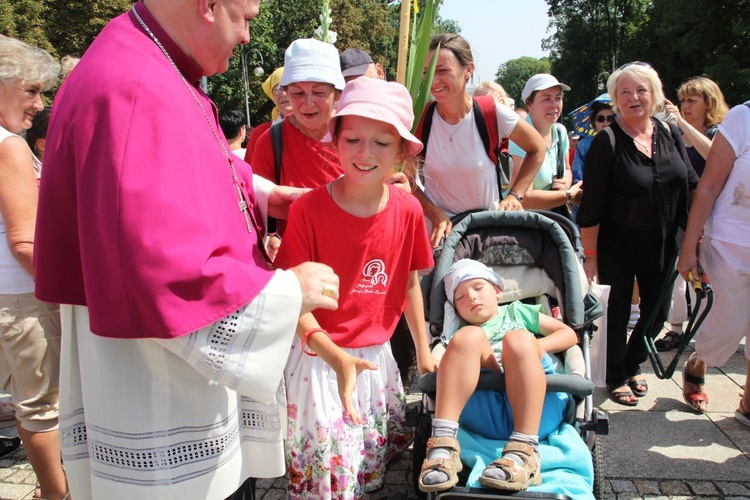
top-left (275, 77), bottom-right (438, 499)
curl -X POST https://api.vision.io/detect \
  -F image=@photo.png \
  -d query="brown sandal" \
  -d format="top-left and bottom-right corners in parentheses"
top-left (478, 441), bottom-right (542, 491)
top-left (418, 436), bottom-right (463, 493)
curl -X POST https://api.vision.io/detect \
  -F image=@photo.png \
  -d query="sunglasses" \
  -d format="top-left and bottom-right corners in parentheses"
top-left (595, 115), bottom-right (614, 123)
top-left (617, 61), bottom-right (653, 71)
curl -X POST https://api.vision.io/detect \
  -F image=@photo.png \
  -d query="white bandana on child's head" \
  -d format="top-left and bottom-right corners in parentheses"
top-left (442, 259), bottom-right (504, 340)
top-left (444, 259), bottom-right (504, 305)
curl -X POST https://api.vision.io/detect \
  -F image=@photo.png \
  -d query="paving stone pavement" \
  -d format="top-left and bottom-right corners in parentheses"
top-left (0, 338), bottom-right (747, 499)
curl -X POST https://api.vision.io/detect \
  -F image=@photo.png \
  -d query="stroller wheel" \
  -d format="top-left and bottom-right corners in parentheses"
top-left (411, 412), bottom-right (431, 499)
top-left (592, 434), bottom-right (605, 499)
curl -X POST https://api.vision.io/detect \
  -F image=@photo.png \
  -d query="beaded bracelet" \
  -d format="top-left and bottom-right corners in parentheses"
top-left (301, 327), bottom-right (326, 357)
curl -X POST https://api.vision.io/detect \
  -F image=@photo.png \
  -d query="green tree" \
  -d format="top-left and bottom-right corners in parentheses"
top-left (543, 0), bottom-right (749, 109)
top-left (640, 0), bottom-right (750, 105)
top-left (0, 1), bottom-right (19, 40)
top-left (331, 0), bottom-right (397, 79)
top-left (495, 56), bottom-right (551, 106)
top-left (44, 0), bottom-right (134, 58)
top-left (542, 0), bottom-right (650, 111)
top-left (4, 0), bottom-right (55, 54)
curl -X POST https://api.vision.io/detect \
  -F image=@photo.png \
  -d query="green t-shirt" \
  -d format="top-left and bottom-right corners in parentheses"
top-left (444, 300), bottom-right (542, 353)
top-left (508, 117), bottom-right (569, 191)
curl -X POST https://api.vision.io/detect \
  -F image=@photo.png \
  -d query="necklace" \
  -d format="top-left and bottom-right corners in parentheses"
top-left (436, 110), bottom-right (468, 142)
top-left (631, 135), bottom-right (651, 151)
top-left (132, 7), bottom-right (255, 236)
top-left (619, 119), bottom-right (653, 153)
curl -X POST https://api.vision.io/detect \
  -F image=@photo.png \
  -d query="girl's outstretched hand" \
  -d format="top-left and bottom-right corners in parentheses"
top-left (416, 351), bottom-right (439, 375)
top-left (335, 353), bottom-right (378, 424)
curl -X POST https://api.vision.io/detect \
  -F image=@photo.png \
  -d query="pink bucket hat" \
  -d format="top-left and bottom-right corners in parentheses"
top-left (326, 77), bottom-right (423, 157)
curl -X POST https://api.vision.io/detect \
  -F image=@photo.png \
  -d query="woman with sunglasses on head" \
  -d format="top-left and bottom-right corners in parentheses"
top-left (577, 62), bottom-right (699, 406)
top-left (571, 101), bottom-right (615, 184)
top-left (656, 78), bottom-right (729, 352)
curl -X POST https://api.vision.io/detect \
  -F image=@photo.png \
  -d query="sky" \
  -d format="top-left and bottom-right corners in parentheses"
top-left (439, 0), bottom-right (554, 83)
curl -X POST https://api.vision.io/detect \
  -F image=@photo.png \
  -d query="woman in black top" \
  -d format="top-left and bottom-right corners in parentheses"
top-left (577, 63), bottom-right (698, 406)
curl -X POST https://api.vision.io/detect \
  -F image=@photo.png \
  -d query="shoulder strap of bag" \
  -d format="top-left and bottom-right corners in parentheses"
top-left (554, 123), bottom-right (565, 178)
top-left (604, 126), bottom-right (616, 153)
top-left (267, 121), bottom-right (284, 234)
top-left (270, 121), bottom-right (284, 185)
top-left (655, 118), bottom-right (672, 139)
top-left (473, 95), bottom-right (511, 194)
top-left (415, 101), bottom-right (437, 161)
top-left (604, 118), bottom-right (673, 154)
top-left (472, 95), bottom-right (500, 165)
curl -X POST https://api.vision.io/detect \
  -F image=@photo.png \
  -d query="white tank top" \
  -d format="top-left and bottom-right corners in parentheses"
top-left (0, 125), bottom-right (40, 294)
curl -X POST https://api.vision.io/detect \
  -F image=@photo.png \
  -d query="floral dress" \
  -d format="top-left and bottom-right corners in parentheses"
top-left (284, 339), bottom-right (410, 499)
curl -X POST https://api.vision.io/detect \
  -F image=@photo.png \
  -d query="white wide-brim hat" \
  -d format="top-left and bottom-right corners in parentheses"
top-left (279, 38), bottom-right (346, 90)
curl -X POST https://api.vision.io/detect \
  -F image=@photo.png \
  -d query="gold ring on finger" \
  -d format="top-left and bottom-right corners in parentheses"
top-left (322, 282), bottom-right (337, 298)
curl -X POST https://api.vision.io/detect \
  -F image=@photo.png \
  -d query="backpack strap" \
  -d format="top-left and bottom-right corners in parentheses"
top-left (472, 95), bottom-right (500, 165)
top-left (268, 120), bottom-right (284, 234)
top-left (554, 123), bottom-right (565, 179)
top-left (604, 126), bottom-right (616, 153)
top-left (415, 101), bottom-right (437, 161)
top-left (270, 121), bottom-right (284, 184)
top-left (604, 118), bottom-right (672, 154)
top-left (655, 118), bottom-right (672, 139)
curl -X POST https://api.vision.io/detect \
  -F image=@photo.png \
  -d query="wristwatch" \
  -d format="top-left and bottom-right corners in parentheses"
top-left (566, 189), bottom-right (572, 203)
top-left (508, 191), bottom-right (524, 203)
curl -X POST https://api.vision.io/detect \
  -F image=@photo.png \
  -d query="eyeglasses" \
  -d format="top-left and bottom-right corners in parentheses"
top-left (595, 115), bottom-right (614, 123)
top-left (272, 85), bottom-right (285, 95)
top-left (617, 61), bottom-right (653, 71)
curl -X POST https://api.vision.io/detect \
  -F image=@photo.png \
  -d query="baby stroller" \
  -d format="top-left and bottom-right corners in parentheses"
top-left (409, 210), bottom-right (608, 499)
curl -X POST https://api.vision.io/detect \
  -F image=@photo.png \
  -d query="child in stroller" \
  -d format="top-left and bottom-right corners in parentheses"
top-left (418, 259), bottom-right (578, 493)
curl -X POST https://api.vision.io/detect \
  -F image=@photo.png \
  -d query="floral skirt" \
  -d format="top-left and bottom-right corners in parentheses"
top-left (284, 338), bottom-right (409, 500)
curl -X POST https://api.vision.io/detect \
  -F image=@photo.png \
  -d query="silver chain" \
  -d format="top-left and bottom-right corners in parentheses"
top-left (435, 110), bottom-right (467, 142)
top-left (132, 7), bottom-right (253, 234)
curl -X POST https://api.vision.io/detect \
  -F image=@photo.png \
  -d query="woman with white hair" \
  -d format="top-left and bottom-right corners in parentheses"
top-left (577, 62), bottom-right (698, 406)
top-left (0, 36), bottom-right (67, 499)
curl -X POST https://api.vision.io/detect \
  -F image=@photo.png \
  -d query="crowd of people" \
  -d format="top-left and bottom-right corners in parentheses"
top-left (0, 0), bottom-right (748, 499)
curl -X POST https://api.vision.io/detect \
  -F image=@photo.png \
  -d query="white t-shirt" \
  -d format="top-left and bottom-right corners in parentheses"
top-left (232, 147), bottom-right (247, 160)
top-left (421, 102), bottom-right (518, 217)
top-left (0, 125), bottom-right (40, 294)
top-left (704, 103), bottom-right (750, 248)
